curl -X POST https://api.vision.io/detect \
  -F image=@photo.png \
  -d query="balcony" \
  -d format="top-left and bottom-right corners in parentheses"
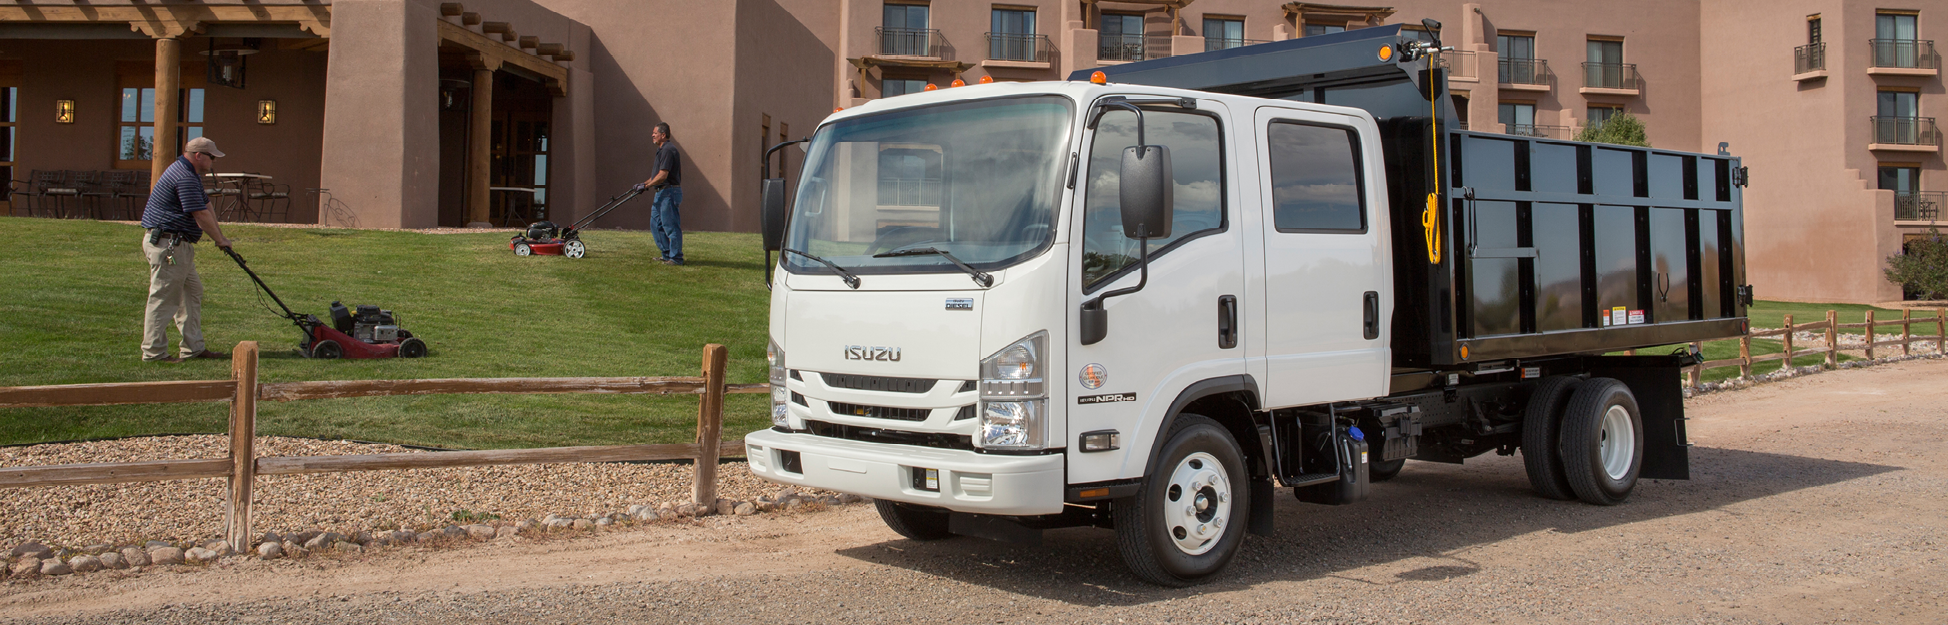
top-left (1499, 58), bottom-right (1550, 91)
top-left (875, 27), bottom-right (950, 59)
top-left (1436, 50), bottom-right (1478, 82)
top-left (1098, 33), bottom-right (1170, 63)
top-left (1794, 43), bottom-right (1827, 81)
top-left (1204, 37), bottom-right (1269, 52)
top-left (1896, 191), bottom-right (1945, 222)
top-left (1869, 39), bottom-right (1938, 76)
top-left (1871, 116), bottom-right (1940, 152)
top-left (1503, 123), bottom-right (1571, 139)
top-left (1580, 62), bottom-right (1640, 96)
top-left (984, 32), bottom-right (1054, 68)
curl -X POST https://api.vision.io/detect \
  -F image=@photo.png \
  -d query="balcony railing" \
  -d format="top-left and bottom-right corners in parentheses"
top-left (876, 27), bottom-right (948, 58)
top-left (1099, 33), bottom-right (1169, 62)
top-left (1204, 37), bottom-right (1269, 52)
top-left (1499, 58), bottom-right (1549, 86)
top-left (1870, 39), bottom-right (1937, 70)
top-left (1795, 42), bottom-right (1826, 74)
top-left (1503, 123), bottom-right (1571, 139)
top-left (1873, 116), bottom-right (1940, 146)
top-left (1435, 50), bottom-right (1477, 80)
top-left (1896, 191), bottom-right (1946, 221)
top-left (1582, 62), bottom-right (1639, 90)
top-left (986, 32), bottom-right (1054, 63)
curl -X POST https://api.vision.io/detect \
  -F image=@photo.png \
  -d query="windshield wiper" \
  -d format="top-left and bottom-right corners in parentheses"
top-left (873, 246), bottom-right (994, 287)
top-left (783, 248), bottom-right (861, 289)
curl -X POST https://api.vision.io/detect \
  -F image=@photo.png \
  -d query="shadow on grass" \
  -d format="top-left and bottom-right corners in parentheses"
top-left (832, 447), bottom-right (1896, 605)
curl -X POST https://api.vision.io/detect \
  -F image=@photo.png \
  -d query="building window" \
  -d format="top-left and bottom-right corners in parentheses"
top-left (116, 86), bottom-right (204, 169)
top-left (1204, 17), bottom-right (1246, 51)
top-left (1587, 105), bottom-right (1623, 129)
top-left (883, 78), bottom-right (930, 97)
top-left (1807, 14), bottom-right (1822, 44)
top-left (1874, 12), bottom-right (1922, 68)
top-left (1499, 102), bottom-right (1538, 137)
top-left (0, 87), bottom-right (14, 201)
top-left (1881, 165), bottom-right (1925, 219)
top-left (881, 3), bottom-right (932, 56)
top-left (1876, 90), bottom-right (1925, 144)
top-left (1800, 15), bottom-right (1827, 73)
top-left (1498, 33), bottom-right (1541, 84)
top-left (1302, 23), bottom-right (1345, 37)
top-left (1586, 38), bottom-right (1627, 88)
top-left (989, 7), bottom-right (1038, 61)
top-left (1100, 13), bottom-right (1146, 61)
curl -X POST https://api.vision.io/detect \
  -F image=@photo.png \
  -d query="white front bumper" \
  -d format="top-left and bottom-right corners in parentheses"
top-left (744, 429), bottom-right (1066, 516)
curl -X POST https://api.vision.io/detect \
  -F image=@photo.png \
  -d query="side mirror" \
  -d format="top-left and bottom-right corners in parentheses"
top-left (1118, 145), bottom-right (1172, 239)
top-left (760, 178), bottom-right (788, 252)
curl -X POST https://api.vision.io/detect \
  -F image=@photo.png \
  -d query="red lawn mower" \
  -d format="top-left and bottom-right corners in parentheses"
top-left (224, 248), bottom-right (428, 359)
top-left (508, 186), bottom-right (648, 258)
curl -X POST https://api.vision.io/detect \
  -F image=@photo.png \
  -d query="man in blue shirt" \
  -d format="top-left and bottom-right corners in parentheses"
top-left (636, 122), bottom-right (684, 265)
top-left (139, 136), bottom-right (234, 363)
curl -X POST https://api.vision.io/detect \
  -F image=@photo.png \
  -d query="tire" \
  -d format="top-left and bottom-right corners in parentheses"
top-left (563, 239), bottom-right (586, 259)
top-left (1521, 376), bottom-right (1583, 500)
top-left (397, 337), bottom-right (428, 358)
top-left (513, 242), bottom-right (532, 256)
top-left (1558, 378), bottom-right (1643, 506)
top-left (311, 340), bottom-right (342, 359)
top-left (874, 500), bottom-right (953, 541)
top-left (1113, 414), bottom-right (1248, 587)
top-left (1369, 458), bottom-right (1407, 482)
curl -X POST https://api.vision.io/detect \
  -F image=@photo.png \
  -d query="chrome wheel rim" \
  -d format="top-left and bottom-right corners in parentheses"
top-left (1163, 451), bottom-right (1231, 555)
top-left (514, 243), bottom-right (531, 256)
top-left (1600, 404), bottom-right (1635, 480)
top-left (564, 240), bottom-right (585, 258)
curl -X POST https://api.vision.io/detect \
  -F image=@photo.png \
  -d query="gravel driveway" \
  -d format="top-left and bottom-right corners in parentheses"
top-left (4, 358), bottom-right (1944, 624)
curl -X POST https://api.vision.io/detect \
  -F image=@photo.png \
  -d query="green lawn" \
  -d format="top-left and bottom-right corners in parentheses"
top-left (0, 217), bottom-right (772, 448)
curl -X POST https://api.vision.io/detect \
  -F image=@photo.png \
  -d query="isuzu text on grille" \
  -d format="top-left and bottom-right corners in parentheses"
top-left (843, 346), bottom-right (901, 361)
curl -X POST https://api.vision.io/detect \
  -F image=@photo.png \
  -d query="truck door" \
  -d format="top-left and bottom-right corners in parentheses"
top-left (1066, 97), bottom-right (1247, 485)
top-left (1251, 107), bottom-right (1391, 409)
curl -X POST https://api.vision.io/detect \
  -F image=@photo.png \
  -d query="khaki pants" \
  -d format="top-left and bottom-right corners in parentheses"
top-left (141, 231), bottom-right (205, 360)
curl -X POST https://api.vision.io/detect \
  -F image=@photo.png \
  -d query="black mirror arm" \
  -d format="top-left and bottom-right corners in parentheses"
top-left (1082, 230), bottom-right (1150, 311)
top-left (761, 138), bottom-right (809, 290)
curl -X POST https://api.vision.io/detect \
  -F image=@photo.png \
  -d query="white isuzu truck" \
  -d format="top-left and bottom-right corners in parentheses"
top-left (744, 23), bottom-right (1748, 586)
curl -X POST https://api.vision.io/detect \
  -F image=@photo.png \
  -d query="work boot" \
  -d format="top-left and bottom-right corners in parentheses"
top-left (190, 349), bottom-right (230, 360)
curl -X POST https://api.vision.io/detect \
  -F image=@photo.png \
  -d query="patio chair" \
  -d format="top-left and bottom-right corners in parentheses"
top-left (6, 177), bottom-right (38, 217)
top-left (72, 170), bottom-right (108, 219)
top-left (34, 170), bottom-right (79, 218)
top-left (246, 178), bottom-right (292, 223)
top-left (102, 170), bottom-right (143, 220)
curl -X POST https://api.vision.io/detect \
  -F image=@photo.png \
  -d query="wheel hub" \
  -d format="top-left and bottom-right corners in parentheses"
top-left (1163, 452), bottom-right (1231, 555)
top-left (1599, 404), bottom-right (1636, 480)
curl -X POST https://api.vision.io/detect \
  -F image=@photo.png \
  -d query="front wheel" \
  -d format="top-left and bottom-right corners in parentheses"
top-left (513, 242), bottom-right (532, 256)
top-left (397, 337), bottom-right (428, 358)
top-left (874, 500), bottom-right (952, 541)
top-left (310, 339), bottom-right (342, 359)
top-left (1113, 414), bottom-right (1248, 587)
top-left (1559, 378), bottom-right (1643, 506)
top-left (563, 239), bottom-right (586, 258)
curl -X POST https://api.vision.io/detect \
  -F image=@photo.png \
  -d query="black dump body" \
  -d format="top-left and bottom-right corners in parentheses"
top-left (1077, 26), bottom-right (1749, 368)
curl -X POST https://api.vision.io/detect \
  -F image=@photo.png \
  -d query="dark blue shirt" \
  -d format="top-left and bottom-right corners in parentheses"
top-left (140, 156), bottom-right (208, 242)
top-left (653, 141), bottom-right (682, 186)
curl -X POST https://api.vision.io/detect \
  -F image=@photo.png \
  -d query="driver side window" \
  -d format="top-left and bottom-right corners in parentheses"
top-left (1080, 108), bottom-right (1225, 289)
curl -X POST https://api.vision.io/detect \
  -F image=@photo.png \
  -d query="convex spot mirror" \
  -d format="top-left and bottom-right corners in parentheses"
top-left (760, 178), bottom-right (787, 252)
top-left (1118, 145), bottom-right (1172, 239)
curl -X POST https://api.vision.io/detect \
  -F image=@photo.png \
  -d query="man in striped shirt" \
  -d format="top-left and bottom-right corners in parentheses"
top-left (139, 136), bottom-right (234, 363)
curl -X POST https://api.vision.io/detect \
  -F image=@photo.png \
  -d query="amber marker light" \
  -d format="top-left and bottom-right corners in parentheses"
top-left (979, 75), bottom-right (994, 84)
top-left (1378, 45), bottom-right (1394, 62)
top-left (923, 83), bottom-right (938, 91)
top-left (1090, 70), bottom-right (1107, 84)
top-left (951, 78), bottom-right (965, 87)
top-left (1459, 345), bottom-right (1471, 360)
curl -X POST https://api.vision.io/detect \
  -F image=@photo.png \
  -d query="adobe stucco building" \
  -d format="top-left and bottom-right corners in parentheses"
top-left (1, 0), bottom-right (1941, 303)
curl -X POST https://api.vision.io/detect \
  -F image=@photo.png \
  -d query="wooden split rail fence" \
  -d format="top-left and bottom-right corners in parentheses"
top-left (0, 342), bottom-right (769, 552)
top-left (1683, 309), bottom-right (1947, 385)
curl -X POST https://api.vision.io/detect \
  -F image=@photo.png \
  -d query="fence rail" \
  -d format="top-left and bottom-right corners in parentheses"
top-left (0, 343), bottom-right (753, 552)
top-left (1685, 309), bottom-right (1947, 385)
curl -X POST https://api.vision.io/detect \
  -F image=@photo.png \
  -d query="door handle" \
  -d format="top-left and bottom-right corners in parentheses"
top-left (1362, 291), bottom-right (1380, 340)
top-left (1218, 295), bottom-right (1238, 349)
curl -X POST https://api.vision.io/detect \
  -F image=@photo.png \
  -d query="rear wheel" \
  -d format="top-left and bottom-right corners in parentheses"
top-left (311, 340), bottom-right (342, 359)
top-left (874, 500), bottom-right (952, 541)
top-left (1114, 414), bottom-right (1248, 587)
top-left (1521, 376), bottom-right (1583, 500)
top-left (397, 337), bottom-right (428, 358)
top-left (1559, 378), bottom-right (1643, 506)
top-left (513, 242), bottom-right (532, 256)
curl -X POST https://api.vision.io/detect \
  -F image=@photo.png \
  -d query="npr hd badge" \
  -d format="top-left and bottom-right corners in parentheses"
top-left (1079, 363), bottom-right (1107, 389)
top-left (1078, 392), bottom-right (1136, 404)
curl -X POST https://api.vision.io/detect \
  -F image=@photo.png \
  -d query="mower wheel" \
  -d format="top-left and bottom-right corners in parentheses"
top-left (398, 337), bottom-right (428, 358)
top-left (564, 239), bottom-right (586, 258)
top-left (513, 242), bottom-right (532, 256)
top-left (312, 339), bottom-right (343, 359)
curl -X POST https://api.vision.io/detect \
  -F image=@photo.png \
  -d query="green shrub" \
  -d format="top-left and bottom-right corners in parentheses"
top-left (1886, 229), bottom-right (1948, 300)
top-left (1574, 112), bottom-right (1651, 147)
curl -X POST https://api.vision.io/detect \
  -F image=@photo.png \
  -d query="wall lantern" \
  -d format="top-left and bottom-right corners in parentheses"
top-left (55, 100), bottom-right (75, 124)
top-left (257, 99), bottom-right (277, 124)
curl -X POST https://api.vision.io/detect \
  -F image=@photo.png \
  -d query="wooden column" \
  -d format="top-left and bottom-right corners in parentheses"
top-left (466, 65), bottom-right (496, 227)
top-left (1825, 310), bottom-right (1839, 368)
top-left (1864, 311), bottom-right (1877, 360)
top-left (1782, 314), bottom-right (1795, 370)
top-left (692, 343), bottom-right (728, 512)
top-left (151, 38), bottom-right (182, 189)
top-left (225, 342), bottom-right (259, 553)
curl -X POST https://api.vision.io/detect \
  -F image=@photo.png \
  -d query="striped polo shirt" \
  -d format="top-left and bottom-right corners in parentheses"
top-left (140, 156), bottom-right (209, 242)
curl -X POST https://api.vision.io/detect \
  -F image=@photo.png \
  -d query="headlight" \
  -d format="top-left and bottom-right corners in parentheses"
top-left (768, 339), bottom-right (789, 428)
top-left (979, 331), bottom-right (1048, 450)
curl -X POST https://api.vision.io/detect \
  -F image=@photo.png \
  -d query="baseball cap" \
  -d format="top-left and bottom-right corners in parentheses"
top-left (185, 136), bottom-right (226, 158)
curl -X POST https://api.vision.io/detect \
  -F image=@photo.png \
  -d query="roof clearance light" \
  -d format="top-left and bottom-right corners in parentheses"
top-left (951, 78), bottom-right (966, 87)
top-left (1089, 70), bottom-right (1107, 85)
top-left (924, 83), bottom-right (938, 91)
top-left (979, 75), bottom-right (994, 84)
top-left (1378, 45), bottom-right (1394, 62)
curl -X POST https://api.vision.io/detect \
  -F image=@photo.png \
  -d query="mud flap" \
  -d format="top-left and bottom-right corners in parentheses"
top-left (1248, 479), bottom-right (1275, 536)
top-left (1589, 356), bottom-right (1691, 480)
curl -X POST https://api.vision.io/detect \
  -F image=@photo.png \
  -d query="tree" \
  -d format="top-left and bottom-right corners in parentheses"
top-left (1885, 229), bottom-right (1948, 301)
top-left (1574, 112), bottom-right (1651, 147)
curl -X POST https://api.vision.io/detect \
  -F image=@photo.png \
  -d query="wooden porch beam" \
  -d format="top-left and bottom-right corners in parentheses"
top-left (0, 5), bottom-right (332, 38)
top-left (436, 19), bottom-right (569, 91)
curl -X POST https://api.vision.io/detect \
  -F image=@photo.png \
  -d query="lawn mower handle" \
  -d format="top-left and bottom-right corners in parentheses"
top-left (222, 247), bottom-right (305, 323)
top-left (564, 186), bottom-right (648, 232)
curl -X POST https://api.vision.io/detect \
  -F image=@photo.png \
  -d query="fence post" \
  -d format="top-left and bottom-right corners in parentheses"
top-left (1782, 314), bottom-right (1795, 371)
top-left (1825, 310), bottom-right (1839, 368)
top-left (1902, 309), bottom-right (1913, 356)
top-left (225, 342), bottom-right (259, 553)
top-left (693, 343), bottom-right (728, 511)
top-left (1738, 334), bottom-right (1752, 379)
top-left (1687, 341), bottom-right (1702, 387)
top-left (1864, 311), bottom-right (1877, 360)
top-left (1939, 308), bottom-right (1946, 355)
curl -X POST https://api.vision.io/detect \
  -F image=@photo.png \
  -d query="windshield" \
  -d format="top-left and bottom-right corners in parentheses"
top-left (783, 96), bottom-right (1074, 275)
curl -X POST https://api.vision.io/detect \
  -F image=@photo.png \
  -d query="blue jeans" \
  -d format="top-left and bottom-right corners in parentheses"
top-left (650, 186), bottom-right (684, 263)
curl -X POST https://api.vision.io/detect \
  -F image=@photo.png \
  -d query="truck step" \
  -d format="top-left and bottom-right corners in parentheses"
top-left (1283, 472), bottom-right (1339, 488)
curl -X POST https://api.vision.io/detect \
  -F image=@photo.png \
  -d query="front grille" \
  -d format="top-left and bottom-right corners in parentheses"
top-left (827, 401), bottom-right (930, 421)
top-left (805, 419), bottom-right (974, 451)
top-left (821, 373), bottom-right (936, 394)
top-left (954, 405), bottom-right (976, 420)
